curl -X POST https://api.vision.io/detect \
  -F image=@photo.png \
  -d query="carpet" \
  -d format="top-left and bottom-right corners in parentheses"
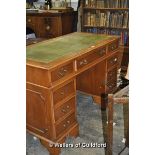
top-left (27, 90), bottom-right (128, 155)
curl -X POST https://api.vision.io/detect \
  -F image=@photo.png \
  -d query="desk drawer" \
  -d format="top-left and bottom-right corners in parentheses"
top-left (77, 47), bottom-right (106, 70)
top-left (108, 40), bottom-right (119, 53)
top-left (54, 97), bottom-right (75, 122)
top-left (53, 81), bottom-right (75, 105)
top-left (107, 54), bottom-right (118, 69)
top-left (51, 62), bottom-right (74, 82)
top-left (107, 67), bottom-right (117, 82)
top-left (55, 113), bottom-right (76, 137)
top-left (106, 79), bottom-right (117, 93)
top-left (37, 17), bottom-right (55, 38)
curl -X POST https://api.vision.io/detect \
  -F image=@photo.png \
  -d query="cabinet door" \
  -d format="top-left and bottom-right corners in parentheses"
top-left (76, 60), bottom-right (106, 95)
top-left (26, 84), bottom-right (50, 138)
top-left (37, 17), bottom-right (61, 38)
top-left (26, 16), bottom-right (38, 36)
top-left (92, 60), bottom-right (106, 95)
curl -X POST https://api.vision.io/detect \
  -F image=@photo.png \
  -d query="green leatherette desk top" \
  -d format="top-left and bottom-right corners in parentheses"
top-left (26, 32), bottom-right (117, 64)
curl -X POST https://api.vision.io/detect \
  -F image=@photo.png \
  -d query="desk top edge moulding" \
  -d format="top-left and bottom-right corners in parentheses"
top-left (26, 32), bottom-right (120, 155)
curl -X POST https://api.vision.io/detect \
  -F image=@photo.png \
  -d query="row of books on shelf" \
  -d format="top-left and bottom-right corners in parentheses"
top-left (85, 0), bottom-right (129, 8)
top-left (84, 11), bottom-right (128, 28)
top-left (85, 28), bottom-right (129, 46)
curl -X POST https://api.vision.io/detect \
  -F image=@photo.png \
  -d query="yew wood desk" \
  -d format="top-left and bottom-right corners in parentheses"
top-left (26, 32), bottom-right (119, 155)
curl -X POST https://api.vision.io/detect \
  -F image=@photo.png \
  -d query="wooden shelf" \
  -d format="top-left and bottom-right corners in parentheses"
top-left (84, 25), bottom-right (129, 30)
top-left (83, 7), bottom-right (129, 11)
top-left (81, 0), bottom-right (129, 53)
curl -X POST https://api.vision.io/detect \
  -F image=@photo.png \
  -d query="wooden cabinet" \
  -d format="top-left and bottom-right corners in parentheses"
top-left (26, 32), bottom-right (119, 155)
top-left (26, 11), bottom-right (75, 38)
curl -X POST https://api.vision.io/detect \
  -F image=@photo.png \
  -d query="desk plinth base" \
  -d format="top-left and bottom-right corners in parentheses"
top-left (40, 123), bottom-right (79, 155)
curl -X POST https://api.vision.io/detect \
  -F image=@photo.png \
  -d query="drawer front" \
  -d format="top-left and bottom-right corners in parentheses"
top-left (108, 40), bottom-right (119, 53)
top-left (54, 97), bottom-right (75, 122)
top-left (77, 47), bottom-right (106, 70)
top-left (55, 113), bottom-right (76, 137)
top-left (106, 79), bottom-right (117, 93)
top-left (107, 54), bottom-right (118, 69)
top-left (107, 67), bottom-right (117, 82)
top-left (26, 16), bottom-right (36, 24)
top-left (51, 62), bottom-right (74, 83)
top-left (53, 81), bottom-right (75, 105)
top-left (37, 17), bottom-right (60, 38)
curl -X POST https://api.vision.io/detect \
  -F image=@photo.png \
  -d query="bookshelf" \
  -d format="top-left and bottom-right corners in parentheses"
top-left (81, 0), bottom-right (129, 74)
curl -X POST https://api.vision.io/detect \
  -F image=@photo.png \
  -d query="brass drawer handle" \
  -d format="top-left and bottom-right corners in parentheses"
top-left (110, 44), bottom-right (117, 50)
top-left (46, 25), bottom-right (50, 30)
top-left (98, 49), bottom-right (105, 56)
top-left (58, 71), bottom-right (65, 77)
top-left (61, 109), bottom-right (66, 113)
top-left (108, 85), bottom-right (113, 88)
top-left (43, 128), bottom-right (48, 133)
top-left (111, 44), bottom-right (116, 50)
top-left (57, 68), bottom-right (68, 78)
top-left (39, 128), bottom-right (48, 134)
top-left (83, 59), bottom-right (88, 64)
top-left (28, 18), bottom-right (31, 22)
top-left (79, 61), bottom-right (83, 65)
top-left (66, 105), bottom-right (70, 109)
top-left (60, 91), bottom-right (64, 95)
top-left (63, 124), bottom-right (66, 128)
top-left (108, 73), bottom-right (113, 77)
top-left (114, 58), bottom-right (117, 62)
top-left (63, 69), bottom-right (67, 72)
top-left (79, 59), bottom-right (88, 66)
top-left (110, 58), bottom-right (117, 64)
top-left (67, 120), bottom-right (70, 124)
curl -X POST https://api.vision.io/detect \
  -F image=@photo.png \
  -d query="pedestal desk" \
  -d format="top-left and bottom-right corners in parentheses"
top-left (26, 32), bottom-right (120, 155)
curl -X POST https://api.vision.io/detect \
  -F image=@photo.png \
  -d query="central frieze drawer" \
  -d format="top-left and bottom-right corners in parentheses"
top-left (54, 97), bottom-right (75, 122)
top-left (53, 81), bottom-right (75, 105)
top-left (51, 61), bottom-right (74, 83)
top-left (77, 47), bottom-right (106, 70)
top-left (55, 112), bottom-right (76, 137)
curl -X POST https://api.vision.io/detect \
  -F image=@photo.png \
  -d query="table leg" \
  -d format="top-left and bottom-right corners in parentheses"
top-left (101, 93), bottom-right (113, 155)
top-left (123, 102), bottom-right (129, 147)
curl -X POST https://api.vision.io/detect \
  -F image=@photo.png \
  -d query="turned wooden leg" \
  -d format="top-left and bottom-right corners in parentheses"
top-left (123, 102), bottom-right (129, 147)
top-left (101, 93), bottom-right (113, 155)
top-left (107, 94), bottom-right (114, 155)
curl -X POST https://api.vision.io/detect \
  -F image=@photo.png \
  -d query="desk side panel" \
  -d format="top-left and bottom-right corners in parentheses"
top-left (26, 83), bottom-right (54, 139)
top-left (26, 65), bottom-right (51, 87)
